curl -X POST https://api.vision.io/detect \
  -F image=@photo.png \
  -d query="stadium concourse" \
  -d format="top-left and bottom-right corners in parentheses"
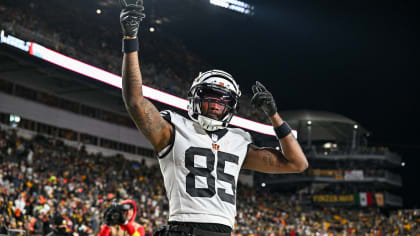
top-left (1, 0), bottom-right (419, 236)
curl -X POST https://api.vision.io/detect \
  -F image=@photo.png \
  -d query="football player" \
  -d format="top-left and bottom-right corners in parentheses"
top-left (119, 0), bottom-right (308, 235)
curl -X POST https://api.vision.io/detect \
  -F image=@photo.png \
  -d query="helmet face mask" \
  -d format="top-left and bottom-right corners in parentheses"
top-left (198, 86), bottom-right (236, 119)
top-left (188, 70), bottom-right (241, 131)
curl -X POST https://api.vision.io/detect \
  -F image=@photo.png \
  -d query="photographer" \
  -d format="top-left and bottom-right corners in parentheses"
top-left (99, 200), bottom-right (145, 236)
top-left (46, 215), bottom-right (71, 236)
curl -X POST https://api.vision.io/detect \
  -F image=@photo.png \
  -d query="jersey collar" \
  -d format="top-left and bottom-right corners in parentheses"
top-left (205, 129), bottom-right (228, 143)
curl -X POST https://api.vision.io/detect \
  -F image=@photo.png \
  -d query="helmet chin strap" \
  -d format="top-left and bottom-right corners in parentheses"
top-left (197, 115), bottom-right (226, 131)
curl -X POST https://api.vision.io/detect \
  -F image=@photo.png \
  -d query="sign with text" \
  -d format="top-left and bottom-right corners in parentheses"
top-left (0, 29), bottom-right (31, 52)
top-left (313, 194), bottom-right (355, 204)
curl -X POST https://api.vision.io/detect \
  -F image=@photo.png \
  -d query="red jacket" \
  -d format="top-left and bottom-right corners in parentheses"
top-left (98, 199), bottom-right (145, 236)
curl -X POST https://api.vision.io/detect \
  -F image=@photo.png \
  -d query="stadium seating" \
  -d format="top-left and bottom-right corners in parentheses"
top-left (1, 126), bottom-right (419, 235)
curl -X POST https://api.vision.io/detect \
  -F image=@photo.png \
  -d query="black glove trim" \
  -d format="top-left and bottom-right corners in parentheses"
top-left (274, 122), bottom-right (292, 139)
top-left (122, 38), bottom-right (139, 53)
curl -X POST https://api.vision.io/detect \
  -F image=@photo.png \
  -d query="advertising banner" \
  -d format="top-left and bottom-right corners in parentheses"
top-left (344, 170), bottom-right (364, 181)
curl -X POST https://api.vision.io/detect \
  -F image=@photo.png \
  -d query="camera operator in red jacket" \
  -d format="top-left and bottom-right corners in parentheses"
top-left (98, 199), bottom-right (145, 236)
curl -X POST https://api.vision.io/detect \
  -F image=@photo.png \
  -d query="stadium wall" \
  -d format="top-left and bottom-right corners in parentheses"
top-left (0, 122), bottom-right (158, 167)
top-left (0, 92), bottom-right (153, 149)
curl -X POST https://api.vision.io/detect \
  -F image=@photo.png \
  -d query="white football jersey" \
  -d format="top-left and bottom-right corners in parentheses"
top-left (157, 110), bottom-right (252, 228)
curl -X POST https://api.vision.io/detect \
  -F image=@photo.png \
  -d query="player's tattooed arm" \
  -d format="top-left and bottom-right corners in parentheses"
top-left (243, 113), bottom-right (308, 173)
top-left (122, 52), bottom-right (173, 152)
top-left (243, 142), bottom-right (308, 174)
top-left (249, 81), bottom-right (308, 172)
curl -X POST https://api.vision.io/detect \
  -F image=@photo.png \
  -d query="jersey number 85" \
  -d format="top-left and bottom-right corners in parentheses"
top-left (185, 147), bottom-right (239, 205)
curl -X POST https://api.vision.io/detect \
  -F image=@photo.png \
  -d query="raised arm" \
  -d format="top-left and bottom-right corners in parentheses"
top-left (120, 0), bottom-right (172, 152)
top-left (242, 81), bottom-right (308, 173)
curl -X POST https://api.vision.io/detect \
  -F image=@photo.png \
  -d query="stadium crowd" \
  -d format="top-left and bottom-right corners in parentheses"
top-left (1, 126), bottom-right (420, 236)
top-left (0, 126), bottom-right (167, 235)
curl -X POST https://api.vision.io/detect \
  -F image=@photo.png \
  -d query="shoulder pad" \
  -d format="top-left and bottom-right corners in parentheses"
top-left (228, 127), bottom-right (253, 143)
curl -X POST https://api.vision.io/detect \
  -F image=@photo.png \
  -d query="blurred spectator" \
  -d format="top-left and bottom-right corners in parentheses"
top-left (0, 215), bottom-right (8, 234)
top-left (47, 215), bottom-right (72, 236)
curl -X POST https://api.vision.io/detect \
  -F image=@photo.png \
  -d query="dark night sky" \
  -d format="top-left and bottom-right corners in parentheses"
top-left (157, 0), bottom-right (419, 207)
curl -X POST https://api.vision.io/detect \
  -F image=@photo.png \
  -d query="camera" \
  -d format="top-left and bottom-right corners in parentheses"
top-left (104, 202), bottom-right (133, 225)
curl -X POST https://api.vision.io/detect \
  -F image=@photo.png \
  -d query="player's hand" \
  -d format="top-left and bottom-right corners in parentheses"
top-left (119, 0), bottom-right (146, 38)
top-left (251, 81), bottom-right (277, 117)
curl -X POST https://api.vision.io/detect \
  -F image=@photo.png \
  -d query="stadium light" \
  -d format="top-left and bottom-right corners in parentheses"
top-left (9, 114), bottom-right (21, 128)
top-left (0, 29), bottom-right (299, 138)
top-left (323, 142), bottom-right (332, 149)
top-left (10, 114), bottom-right (21, 123)
top-left (209, 0), bottom-right (254, 15)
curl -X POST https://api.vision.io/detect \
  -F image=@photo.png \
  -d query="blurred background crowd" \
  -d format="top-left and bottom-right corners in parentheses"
top-left (1, 126), bottom-right (419, 235)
